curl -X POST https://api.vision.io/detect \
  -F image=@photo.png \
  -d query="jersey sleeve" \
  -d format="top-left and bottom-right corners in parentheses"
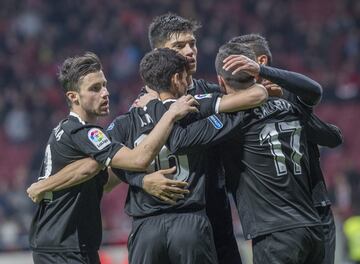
top-left (122, 171), bottom-right (145, 188)
top-left (106, 114), bottom-right (130, 143)
top-left (144, 95), bottom-right (222, 126)
top-left (304, 113), bottom-right (343, 148)
top-left (181, 93), bottom-right (223, 125)
top-left (110, 167), bottom-right (144, 188)
top-left (260, 65), bottom-right (322, 106)
top-left (167, 112), bottom-right (245, 155)
top-left (193, 79), bottom-right (223, 94)
top-left (71, 125), bottom-right (123, 167)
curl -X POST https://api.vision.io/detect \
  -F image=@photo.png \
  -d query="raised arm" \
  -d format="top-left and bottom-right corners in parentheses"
top-left (222, 55), bottom-right (322, 106)
top-left (258, 65), bottom-right (322, 106)
top-left (27, 158), bottom-right (100, 203)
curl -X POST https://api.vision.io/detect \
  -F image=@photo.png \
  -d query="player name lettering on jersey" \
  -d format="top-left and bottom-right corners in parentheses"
top-left (54, 124), bottom-right (64, 141)
top-left (253, 99), bottom-right (295, 119)
top-left (138, 113), bottom-right (154, 127)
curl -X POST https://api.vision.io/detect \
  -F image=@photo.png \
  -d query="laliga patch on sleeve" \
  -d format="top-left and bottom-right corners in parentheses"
top-left (194, 93), bottom-right (212, 100)
top-left (207, 115), bottom-right (223, 129)
top-left (88, 128), bottom-right (111, 150)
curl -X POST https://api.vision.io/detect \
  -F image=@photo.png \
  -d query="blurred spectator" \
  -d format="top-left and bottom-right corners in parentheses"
top-left (4, 100), bottom-right (30, 143)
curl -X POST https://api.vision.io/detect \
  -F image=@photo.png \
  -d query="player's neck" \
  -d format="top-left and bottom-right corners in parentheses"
top-left (159, 91), bottom-right (176, 101)
top-left (187, 75), bottom-right (193, 86)
top-left (71, 107), bottom-right (97, 123)
top-left (224, 85), bottom-right (236, 95)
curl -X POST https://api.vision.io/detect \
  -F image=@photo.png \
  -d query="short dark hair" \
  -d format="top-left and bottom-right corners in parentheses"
top-left (148, 13), bottom-right (201, 49)
top-left (58, 52), bottom-right (102, 106)
top-left (139, 48), bottom-right (189, 92)
top-left (229, 34), bottom-right (272, 65)
top-left (215, 43), bottom-right (256, 90)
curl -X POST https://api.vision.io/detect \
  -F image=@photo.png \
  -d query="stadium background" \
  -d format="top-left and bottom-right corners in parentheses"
top-left (0, 0), bottom-right (359, 263)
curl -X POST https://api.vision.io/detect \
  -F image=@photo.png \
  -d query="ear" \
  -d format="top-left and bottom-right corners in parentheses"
top-left (171, 72), bottom-right (181, 89)
top-left (169, 73), bottom-right (178, 94)
top-left (173, 72), bottom-right (180, 84)
top-left (257, 55), bottom-right (268, 65)
top-left (217, 75), bottom-right (228, 94)
top-left (66, 91), bottom-right (79, 105)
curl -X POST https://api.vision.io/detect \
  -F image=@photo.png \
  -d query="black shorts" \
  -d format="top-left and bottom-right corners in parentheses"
top-left (32, 251), bottom-right (100, 264)
top-left (252, 226), bottom-right (325, 264)
top-left (206, 184), bottom-right (242, 264)
top-left (128, 210), bottom-right (218, 264)
top-left (316, 205), bottom-right (336, 264)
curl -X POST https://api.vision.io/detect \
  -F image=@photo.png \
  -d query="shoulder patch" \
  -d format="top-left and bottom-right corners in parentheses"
top-left (194, 93), bottom-right (213, 100)
top-left (88, 128), bottom-right (111, 150)
top-left (207, 115), bottom-right (223, 129)
top-left (107, 122), bottom-right (115, 131)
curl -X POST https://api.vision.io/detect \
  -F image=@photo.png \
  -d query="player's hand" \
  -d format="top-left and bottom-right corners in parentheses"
top-left (223, 55), bottom-right (260, 77)
top-left (132, 89), bottom-right (159, 108)
top-left (143, 167), bottom-right (190, 204)
top-left (168, 95), bottom-right (199, 121)
top-left (26, 182), bottom-right (45, 203)
top-left (262, 80), bottom-right (283, 97)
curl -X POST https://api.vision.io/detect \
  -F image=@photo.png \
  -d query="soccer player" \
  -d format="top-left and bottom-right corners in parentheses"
top-left (107, 48), bottom-right (268, 264)
top-left (28, 52), bottom-right (198, 264)
top-left (217, 42), bottom-right (327, 263)
top-left (145, 13), bottom-right (243, 264)
top-left (227, 34), bottom-right (342, 264)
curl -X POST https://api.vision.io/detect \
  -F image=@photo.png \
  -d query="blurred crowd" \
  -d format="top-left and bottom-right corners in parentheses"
top-left (0, 0), bottom-right (359, 261)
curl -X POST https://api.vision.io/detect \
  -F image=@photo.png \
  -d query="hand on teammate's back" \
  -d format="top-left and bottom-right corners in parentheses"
top-left (133, 92), bottom-right (159, 108)
top-left (142, 166), bottom-right (190, 204)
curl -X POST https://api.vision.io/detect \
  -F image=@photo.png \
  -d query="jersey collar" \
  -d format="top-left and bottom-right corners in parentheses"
top-left (69, 112), bottom-right (86, 125)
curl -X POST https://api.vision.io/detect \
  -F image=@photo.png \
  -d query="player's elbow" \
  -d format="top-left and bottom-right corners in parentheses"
top-left (78, 160), bottom-right (101, 180)
top-left (329, 125), bottom-right (343, 148)
top-left (252, 86), bottom-right (268, 106)
top-left (309, 82), bottom-right (323, 106)
top-left (131, 157), bottom-right (150, 171)
top-left (258, 87), bottom-right (269, 104)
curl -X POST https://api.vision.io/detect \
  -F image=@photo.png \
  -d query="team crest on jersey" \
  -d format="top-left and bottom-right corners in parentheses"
top-left (207, 115), bottom-right (223, 129)
top-left (88, 128), bottom-right (111, 150)
top-left (194, 93), bottom-right (212, 100)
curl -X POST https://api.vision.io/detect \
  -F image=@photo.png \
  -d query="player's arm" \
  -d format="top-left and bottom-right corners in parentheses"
top-left (222, 55), bottom-right (322, 106)
top-left (192, 83), bottom-right (267, 117)
top-left (110, 95), bottom-right (199, 171)
top-left (27, 158), bottom-right (101, 203)
top-left (167, 112), bottom-right (244, 155)
top-left (258, 65), bottom-right (322, 106)
top-left (218, 83), bottom-right (268, 112)
top-left (139, 85), bottom-right (266, 128)
top-left (305, 113), bottom-right (343, 148)
top-left (110, 167), bottom-right (189, 204)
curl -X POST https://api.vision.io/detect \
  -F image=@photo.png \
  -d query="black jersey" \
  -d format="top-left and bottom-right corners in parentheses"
top-left (188, 80), bottom-right (228, 193)
top-left (29, 113), bottom-right (123, 252)
top-left (221, 98), bottom-right (322, 240)
top-left (283, 90), bottom-right (343, 207)
top-left (107, 96), bottom-right (244, 218)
